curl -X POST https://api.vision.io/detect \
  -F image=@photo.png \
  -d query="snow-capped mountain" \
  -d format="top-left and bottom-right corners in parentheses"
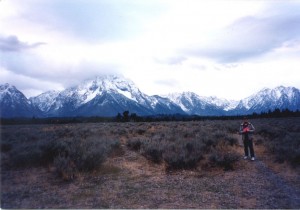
top-left (29, 75), bottom-right (184, 117)
top-left (1, 76), bottom-right (300, 118)
top-left (30, 90), bottom-right (60, 113)
top-left (0, 83), bottom-right (40, 118)
top-left (202, 96), bottom-right (239, 111)
top-left (166, 92), bottom-right (239, 115)
top-left (234, 86), bottom-right (300, 114)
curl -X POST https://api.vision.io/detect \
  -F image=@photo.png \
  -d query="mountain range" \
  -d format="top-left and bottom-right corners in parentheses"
top-left (1, 75), bottom-right (299, 118)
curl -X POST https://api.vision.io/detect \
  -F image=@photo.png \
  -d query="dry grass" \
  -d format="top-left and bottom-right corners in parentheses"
top-left (1, 118), bottom-right (300, 208)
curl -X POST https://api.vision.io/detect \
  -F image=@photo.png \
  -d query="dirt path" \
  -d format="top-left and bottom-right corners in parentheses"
top-left (233, 133), bottom-right (300, 208)
top-left (255, 160), bottom-right (300, 208)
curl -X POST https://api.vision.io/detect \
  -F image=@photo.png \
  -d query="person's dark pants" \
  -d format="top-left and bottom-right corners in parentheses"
top-left (243, 133), bottom-right (255, 158)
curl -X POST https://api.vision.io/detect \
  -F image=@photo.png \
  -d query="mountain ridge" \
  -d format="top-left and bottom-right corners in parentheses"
top-left (1, 76), bottom-right (299, 118)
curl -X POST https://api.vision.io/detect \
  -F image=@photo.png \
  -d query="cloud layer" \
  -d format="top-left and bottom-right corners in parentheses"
top-left (0, 35), bottom-right (45, 52)
top-left (1, 0), bottom-right (300, 100)
top-left (185, 4), bottom-right (300, 63)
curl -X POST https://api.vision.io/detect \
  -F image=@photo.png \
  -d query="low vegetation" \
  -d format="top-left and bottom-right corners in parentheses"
top-left (1, 125), bottom-right (121, 180)
top-left (1, 117), bottom-right (300, 208)
top-left (254, 117), bottom-right (300, 167)
top-left (127, 126), bottom-right (240, 171)
top-left (1, 117), bottom-right (299, 181)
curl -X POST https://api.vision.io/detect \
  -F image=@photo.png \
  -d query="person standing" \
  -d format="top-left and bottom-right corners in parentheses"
top-left (239, 118), bottom-right (255, 161)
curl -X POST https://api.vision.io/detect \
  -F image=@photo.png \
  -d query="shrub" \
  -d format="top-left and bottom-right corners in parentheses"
top-left (40, 139), bottom-right (70, 163)
top-left (47, 137), bottom-right (111, 179)
top-left (224, 136), bottom-right (238, 146)
top-left (1, 143), bottom-right (12, 153)
top-left (10, 145), bottom-right (44, 168)
top-left (53, 155), bottom-right (77, 181)
top-left (163, 139), bottom-right (204, 170)
top-left (68, 137), bottom-right (109, 172)
top-left (213, 131), bottom-right (225, 139)
top-left (8, 133), bottom-right (113, 179)
top-left (115, 129), bottom-right (127, 136)
top-left (141, 140), bottom-right (163, 164)
top-left (255, 137), bottom-right (264, 146)
top-left (201, 135), bottom-right (217, 152)
top-left (109, 139), bottom-right (123, 156)
top-left (209, 151), bottom-right (240, 171)
top-left (127, 139), bottom-right (142, 151)
top-left (223, 121), bottom-right (240, 134)
top-left (163, 149), bottom-right (203, 170)
top-left (78, 128), bottom-right (92, 139)
top-left (267, 133), bottom-right (300, 166)
top-left (136, 129), bottom-right (146, 135)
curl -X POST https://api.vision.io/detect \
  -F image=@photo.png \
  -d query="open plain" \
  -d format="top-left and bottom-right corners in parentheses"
top-left (1, 118), bottom-right (300, 208)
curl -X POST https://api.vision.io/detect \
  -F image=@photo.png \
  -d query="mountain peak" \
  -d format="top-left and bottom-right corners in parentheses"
top-left (0, 83), bottom-right (38, 118)
top-left (80, 75), bottom-right (137, 90)
top-left (0, 83), bottom-right (23, 101)
top-left (0, 83), bottom-right (17, 91)
top-left (75, 74), bottom-right (142, 104)
top-left (238, 85), bottom-right (300, 112)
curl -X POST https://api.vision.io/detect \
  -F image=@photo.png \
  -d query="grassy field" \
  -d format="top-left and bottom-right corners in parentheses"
top-left (1, 117), bottom-right (300, 208)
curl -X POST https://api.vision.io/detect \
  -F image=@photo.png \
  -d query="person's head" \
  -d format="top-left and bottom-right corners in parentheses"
top-left (243, 117), bottom-right (249, 127)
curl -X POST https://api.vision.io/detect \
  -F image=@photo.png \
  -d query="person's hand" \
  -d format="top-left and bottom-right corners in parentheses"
top-left (243, 127), bottom-right (249, 133)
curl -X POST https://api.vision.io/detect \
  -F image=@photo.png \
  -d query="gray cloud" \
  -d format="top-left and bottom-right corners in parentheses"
top-left (0, 35), bottom-right (45, 52)
top-left (18, 0), bottom-right (166, 43)
top-left (0, 34), bottom-right (119, 86)
top-left (1, 48), bottom-right (120, 91)
top-left (184, 3), bottom-right (300, 63)
top-left (0, 33), bottom-right (119, 87)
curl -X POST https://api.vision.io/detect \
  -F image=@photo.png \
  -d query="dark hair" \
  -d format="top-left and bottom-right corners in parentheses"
top-left (243, 121), bottom-right (249, 128)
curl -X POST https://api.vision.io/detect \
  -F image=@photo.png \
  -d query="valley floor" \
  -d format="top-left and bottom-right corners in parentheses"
top-left (1, 120), bottom-right (300, 208)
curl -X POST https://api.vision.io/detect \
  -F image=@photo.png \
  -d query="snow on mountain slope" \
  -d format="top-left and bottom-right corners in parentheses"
top-left (0, 83), bottom-right (37, 117)
top-left (29, 75), bottom-right (143, 114)
top-left (67, 75), bottom-right (150, 106)
top-left (198, 96), bottom-right (239, 111)
top-left (1, 77), bottom-right (300, 118)
top-left (0, 83), bottom-right (24, 101)
top-left (237, 86), bottom-right (300, 112)
top-left (30, 90), bottom-right (60, 112)
top-left (29, 75), bottom-right (184, 116)
top-left (166, 92), bottom-right (238, 114)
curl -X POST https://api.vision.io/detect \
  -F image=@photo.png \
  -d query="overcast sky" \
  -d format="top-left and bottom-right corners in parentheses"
top-left (1, 0), bottom-right (300, 100)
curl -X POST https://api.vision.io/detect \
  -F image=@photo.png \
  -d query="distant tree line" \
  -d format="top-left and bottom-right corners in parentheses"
top-left (1, 108), bottom-right (300, 125)
top-left (115, 111), bottom-right (141, 122)
top-left (253, 108), bottom-right (300, 118)
top-left (115, 109), bottom-right (300, 122)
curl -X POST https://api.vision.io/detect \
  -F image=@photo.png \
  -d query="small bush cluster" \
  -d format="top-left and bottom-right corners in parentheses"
top-left (253, 117), bottom-right (300, 167)
top-left (10, 144), bottom-right (45, 168)
top-left (209, 151), bottom-right (240, 171)
top-left (136, 129), bottom-right (146, 135)
top-left (1, 143), bottom-right (12, 152)
top-left (126, 138), bottom-right (142, 151)
top-left (162, 138), bottom-right (205, 170)
top-left (267, 133), bottom-right (300, 166)
top-left (49, 137), bottom-right (121, 179)
top-left (53, 155), bottom-right (77, 180)
top-left (141, 140), bottom-right (164, 164)
top-left (1, 124), bottom-right (121, 180)
top-left (126, 126), bottom-right (239, 171)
